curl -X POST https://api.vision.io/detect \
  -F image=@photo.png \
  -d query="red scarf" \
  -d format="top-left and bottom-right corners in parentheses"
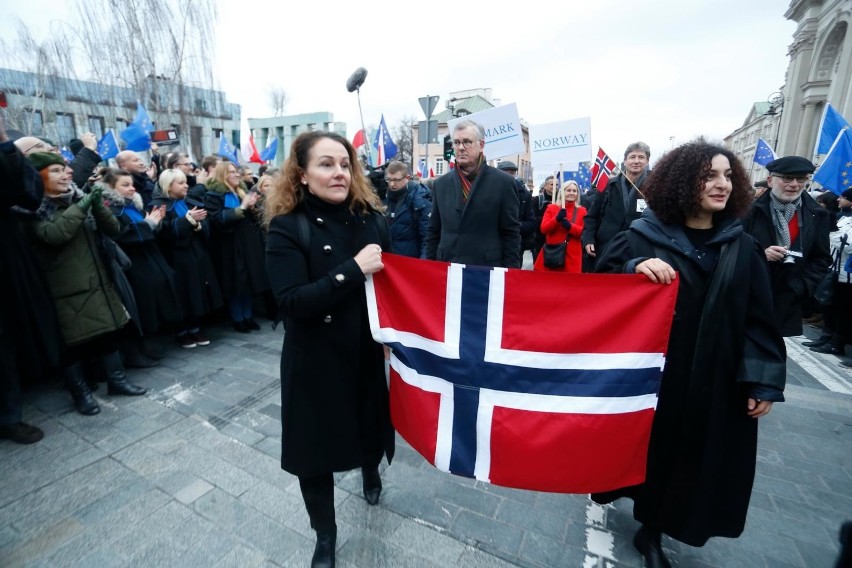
top-left (457, 155), bottom-right (485, 202)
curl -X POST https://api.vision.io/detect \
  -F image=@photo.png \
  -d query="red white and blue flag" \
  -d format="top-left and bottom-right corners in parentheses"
top-left (366, 255), bottom-right (678, 493)
top-left (590, 147), bottom-right (618, 192)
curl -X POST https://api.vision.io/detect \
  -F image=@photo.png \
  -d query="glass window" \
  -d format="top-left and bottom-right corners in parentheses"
top-left (435, 158), bottom-right (445, 176)
top-left (87, 116), bottom-right (105, 139)
top-left (55, 113), bottom-right (76, 146)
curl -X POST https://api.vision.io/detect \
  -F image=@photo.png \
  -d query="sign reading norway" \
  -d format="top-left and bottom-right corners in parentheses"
top-left (447, 103), bottom-right (525, 160)
top-left (529, 117), bottom-right (592, 170)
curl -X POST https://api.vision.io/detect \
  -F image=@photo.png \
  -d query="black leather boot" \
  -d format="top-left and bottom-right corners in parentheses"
top-left (362, 465), bottom-right (382, 506)
top-left (102, 351), bottom-right (147, 396)
top-left (802, 336), bottom-right (831, 348)
top-left (633, 525), bottom-right (672, 568)
top-left (299, 475), bottom-right (336, 568)
top-left (63, 363), bottom-right (101, 415)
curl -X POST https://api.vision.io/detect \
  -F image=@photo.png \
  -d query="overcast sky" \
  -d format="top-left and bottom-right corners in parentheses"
top-left (2, 0), bottom-right (798, 163)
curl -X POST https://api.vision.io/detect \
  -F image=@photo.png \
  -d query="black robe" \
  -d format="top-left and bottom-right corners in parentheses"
top-left (593, 211), bottom-right (786, 547)
top-left (266, 195), bottom-right (394, 477)
top-left (148, 195), bottom-right (223, 319)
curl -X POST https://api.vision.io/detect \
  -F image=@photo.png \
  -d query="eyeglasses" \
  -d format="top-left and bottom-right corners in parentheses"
top-left (452, 139), bottom-right (476, 149)
top-left (777, 175), bottom-right (809, 184)
top-left (384, 177), bottom-right (406, 184)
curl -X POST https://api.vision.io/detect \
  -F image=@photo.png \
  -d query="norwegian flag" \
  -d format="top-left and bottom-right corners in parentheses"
top-left (590, 147), bottom-right (618, 192)
top-left (366, 255), bottom-right (678, 493)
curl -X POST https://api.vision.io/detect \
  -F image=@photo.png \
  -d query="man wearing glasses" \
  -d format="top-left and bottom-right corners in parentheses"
top-left (744, 155), bottom-right (831, 336)
top-left (382, 160), bottom-right (432, 259)
top-left (425, 119), bottom-right (521, 268)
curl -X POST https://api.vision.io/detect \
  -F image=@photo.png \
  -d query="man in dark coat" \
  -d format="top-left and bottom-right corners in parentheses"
top-left (496, 160), bottom-right (536, 262)
top-left (425, 119), bottom-right (521, 268)
top-left (743, 156), bottom-right (832, 336)
top-left (0, 121), bottom-right (64, 444)
top-left (382, 160), bottom-right (432, 258)
top-left (581, 142), bottom-right (651, 269)
top-left (116, 150), bottom-right (157, 207)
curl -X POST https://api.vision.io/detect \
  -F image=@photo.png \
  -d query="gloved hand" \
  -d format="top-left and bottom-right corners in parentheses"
top-left (77, 186), bottom-right (103, 212)
top-left (556, 208), bottom-right (567, 221)
top-left (560, 219), bottom-right (573, 230)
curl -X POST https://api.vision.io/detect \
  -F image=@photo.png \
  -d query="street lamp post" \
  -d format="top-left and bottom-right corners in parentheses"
top-left (764, 92), bottom-right (785, 152)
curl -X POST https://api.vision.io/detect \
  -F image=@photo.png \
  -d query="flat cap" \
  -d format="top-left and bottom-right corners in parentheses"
top-left (497, 160), bottom-right (518, 171)
top-left (766, 156), bottom-right (816, 175)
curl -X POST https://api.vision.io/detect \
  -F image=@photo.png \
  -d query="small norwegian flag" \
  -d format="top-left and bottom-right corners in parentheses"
top-left (590, 147), bottom-right (617, 192)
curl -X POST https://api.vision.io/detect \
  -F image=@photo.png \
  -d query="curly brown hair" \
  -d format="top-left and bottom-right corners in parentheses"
top-left (264, 131), bottom-right (380, 226)
top-left (641, 140), bottom-right (752, 225)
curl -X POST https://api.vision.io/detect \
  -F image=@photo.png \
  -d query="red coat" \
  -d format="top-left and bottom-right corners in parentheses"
top-left (534, 202), bottom-right (586, 273)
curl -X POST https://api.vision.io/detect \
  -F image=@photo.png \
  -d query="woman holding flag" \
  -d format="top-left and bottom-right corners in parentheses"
top-left (533, 179), bottom-right (585, 273)
top-left (264, 131), bottom-right (394, 568)
top-left (593, 141), bottom-right (786, 567)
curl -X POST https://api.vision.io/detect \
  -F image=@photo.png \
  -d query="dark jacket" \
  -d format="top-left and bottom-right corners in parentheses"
top-left (102, 186), bottom-right (182, 334)
top-left (382, 181), bottom-right (432, 258)
top-left (130, 172), bottom-right (156, 207)
top-left (26, 190), bottom-right (129, 346)
top-left (425, 165), bottom-right (521, 268)
top-left (69, 147), bottom-right (102, 190)
top-left (743, 191), bottom-right (832, 336)
top-left (204, 179), bottom-right (269, 298)
top-left (265, 194), bottom-right (395, 477)
top-left (149, 195), bottom-right (223, 319)
top-left (593, 211), bottom-right (786, 547)
top-left (514, 177), bottom-right (536, 252)
top-left (581, 170), bottom-right (649, 261)
top-left (1, 141), bottom-right (63, 381)
top-left (533, 189), bottom-right (555, 256)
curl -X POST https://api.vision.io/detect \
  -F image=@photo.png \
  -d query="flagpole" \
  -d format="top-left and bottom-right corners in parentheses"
top-left (559, 164), bottom-right (565, 209)
top-left (611, 165), bottom-right (646, 199)
top-left (356, 87), bottom-right (373, 167)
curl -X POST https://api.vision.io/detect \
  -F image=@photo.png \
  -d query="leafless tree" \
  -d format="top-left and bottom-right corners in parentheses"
top-left (393, 115), bottom-right (416, 170)
top-left (267, 86), bottom-right (287, 117)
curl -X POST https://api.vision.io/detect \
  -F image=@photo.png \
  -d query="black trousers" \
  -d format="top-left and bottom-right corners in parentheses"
top-left (298, 474), bottom-right (335, 533)
top-left (0, 335), bottom-right (22, 426)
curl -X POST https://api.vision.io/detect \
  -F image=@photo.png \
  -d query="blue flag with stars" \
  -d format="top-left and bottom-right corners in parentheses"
top-left (60, 146), bottom-right (75, 162)
top-left (97, 129), bottom-right (120, 160)
top-left (814, 129), bottom-right (852, 195)
top-left (753, 138), bottom-right (777, 167)
top-left (217, 132), bottom-right (239, 165)
top-left (372, 115), bottom-right (398, 166)
top-left (561, 162), bottom-right (592, 190)
top-left (260, 137), bottom-right (278, 162)
top-left (815, 104), bottom-right (851, 155)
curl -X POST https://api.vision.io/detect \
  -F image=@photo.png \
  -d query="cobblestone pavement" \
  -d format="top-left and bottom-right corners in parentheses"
top-left (1, 321), bottom-right (849, 567)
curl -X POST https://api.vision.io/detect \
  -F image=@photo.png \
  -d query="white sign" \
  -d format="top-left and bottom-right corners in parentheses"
top-left (447, 103), bottom-right (525, 161)
top-left (529, 117), bottom-right (592, 169)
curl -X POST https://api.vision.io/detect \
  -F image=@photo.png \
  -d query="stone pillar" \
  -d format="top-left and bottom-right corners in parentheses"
top-left (796, 102), bottom-right (818, 157)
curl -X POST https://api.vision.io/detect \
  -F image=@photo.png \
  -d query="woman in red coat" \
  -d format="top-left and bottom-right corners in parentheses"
top-left (534, 180), bottom-right (586, 273)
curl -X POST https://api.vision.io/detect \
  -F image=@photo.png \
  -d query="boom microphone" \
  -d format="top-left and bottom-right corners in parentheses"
top-left (346, 67), bottom-right (368, 93)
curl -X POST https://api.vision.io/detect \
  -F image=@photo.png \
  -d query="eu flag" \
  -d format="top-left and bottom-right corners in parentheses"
top-left (260, 137), bottom-right (278, 162)
top-left (97, 129), bottom-right (120, 160)
top-left (120, 102), bottom-right (154, 151)
top-left (815, 104), bottom-right (851, 155)
top-left (217, 133), bottom-right (239, 165)
top-left (753, 138), bottom-right (777, 167)
top-left (561, 162), bottom-right (592, 190)
top-left (814, 129), bottom-right (852, 195)
top-left (372, 114), bottom-right (398, 166)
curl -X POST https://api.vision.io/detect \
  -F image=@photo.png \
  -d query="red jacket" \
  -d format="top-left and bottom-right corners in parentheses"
top-left (534, 202), bottom-right (586, 273)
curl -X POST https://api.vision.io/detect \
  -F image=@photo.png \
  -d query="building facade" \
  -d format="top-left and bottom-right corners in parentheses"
top-left (0, 68), bottom-right (240, 161)
top-left (248, 113), bottom-right (346, 168)
top-left (724, 102), bottom-right (779, 184)
top-left (775, 0), bottom-right (850, 159)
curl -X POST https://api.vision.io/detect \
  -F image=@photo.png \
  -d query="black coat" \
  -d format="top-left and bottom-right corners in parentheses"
top-left (593, 212), bottom-right (786, 547)
top-left (103, 188), bottom-right (182, 334)
top-left (581, 171), bottom-right (649, 262)
top-left (69, 147), bottom-right (102, 190)
top-left (266, 195), bottom-right (395, 477)
top-left (204, 180), bottom-right (269, 299)
top-left (149, 196), bottom-right (223, 320)
top-left (0, 142), bottom-right (63, 382)
top-left (425, 166), bottom-right (521, 268)
top-left (743, 191), bottom-right (832, 336)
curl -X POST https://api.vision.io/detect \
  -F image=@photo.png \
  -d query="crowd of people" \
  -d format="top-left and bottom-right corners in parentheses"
top-left (2, 114), bottom-right (849, 568)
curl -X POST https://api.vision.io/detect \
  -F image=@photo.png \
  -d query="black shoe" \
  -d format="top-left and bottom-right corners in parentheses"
top-left (103, 351), bottom-right (147, 396)
top-left (311, 527), bottom-right (336, 568)
top-left (233, 321), bottom-right (250, 333)
top-left (124, 351), bottom-right (160, 368)
top-left (140, 345), bottom-right (165, 360)
top-left (63, 363), bottom-right (101, 415)
top-left (633, 526), bottom-right (672, 568)
top-left (802, 337), bottom-right (831, 348)
top-left (0, 422), bottom-right (44, 444)
top-left (810, 344), bottom-right (845, 355)
top-left (362, 465), bottom-right (382, 506)
top-left (245, 319), bottom-right (261, 331)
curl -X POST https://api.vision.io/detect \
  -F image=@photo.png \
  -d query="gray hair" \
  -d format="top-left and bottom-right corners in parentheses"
top-left (624, 141), bottom-right (651, 160)
top-left (452, 119), bottom-right (485, 142)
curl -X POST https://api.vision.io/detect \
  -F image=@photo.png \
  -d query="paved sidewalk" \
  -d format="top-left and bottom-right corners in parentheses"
top-left (1, 322), bottom-right (849, 567)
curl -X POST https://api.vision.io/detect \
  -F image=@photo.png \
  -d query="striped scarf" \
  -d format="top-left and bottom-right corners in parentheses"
top-left (457, 154), bottom-right (485, 202)
top-left (770, 193), bottom-right (801, 248)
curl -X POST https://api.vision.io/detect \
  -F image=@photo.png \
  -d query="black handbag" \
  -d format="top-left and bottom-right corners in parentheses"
top-left (814, 234), bottom-right (847, 306)
top-left (542, 207), bottom-right (578, 269)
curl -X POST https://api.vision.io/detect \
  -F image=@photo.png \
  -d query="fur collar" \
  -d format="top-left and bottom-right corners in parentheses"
top-left (99, 182), bottom-right (144, 212)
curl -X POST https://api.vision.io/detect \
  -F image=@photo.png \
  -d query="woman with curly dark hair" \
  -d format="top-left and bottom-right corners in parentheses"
top-left (265, 131), bottom-right (394, 568)
top-left (593, 140), bottom-right (786, 567)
